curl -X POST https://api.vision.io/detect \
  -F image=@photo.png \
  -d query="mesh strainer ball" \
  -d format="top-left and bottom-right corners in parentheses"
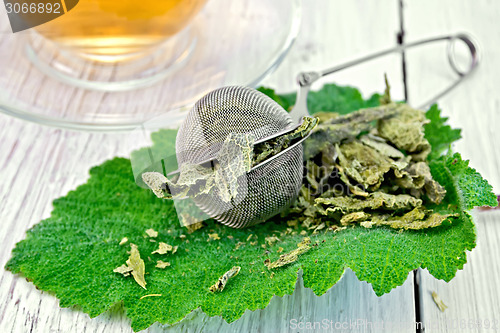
top-left (176, 86), bottom-right (304, 228)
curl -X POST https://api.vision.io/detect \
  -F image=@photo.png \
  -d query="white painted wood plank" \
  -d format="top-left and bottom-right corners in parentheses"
top-left (263, 0), bottom-right (406, 101)
top-left (404, 0), bottom-right (500, 192)
top-left (0, 117), bottom-right (150, 333)
top-left (417, 212), bottom-right (500, 333)
top-left (404, 1), bottom-right (500, 332)
top-left (0, 1), bottom-right (416, 332)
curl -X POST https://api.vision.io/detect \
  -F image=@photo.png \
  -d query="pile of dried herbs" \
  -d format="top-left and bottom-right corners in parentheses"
top-left (284, 101), bottom-right (455, 231)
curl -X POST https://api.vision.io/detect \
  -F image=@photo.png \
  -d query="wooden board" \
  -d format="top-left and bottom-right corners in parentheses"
top-left (404, 1), bottom-right (500, 331)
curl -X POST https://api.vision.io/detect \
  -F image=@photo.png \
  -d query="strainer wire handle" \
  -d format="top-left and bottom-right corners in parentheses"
top-left (289, 33), bottom-right (480, 124)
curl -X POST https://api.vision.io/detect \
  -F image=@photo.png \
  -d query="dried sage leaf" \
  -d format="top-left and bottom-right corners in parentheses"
top-left (265, 236), bottom-right (280, 246)
top-left (209, 266), bottom-right (241, 292)
top-left (360, 208), bottom-right (457, 230)
top-left (280, 94), bottom-right (450, 232)
top-left (156, 260), bottom-right (171, 269)
top-left (152, 242), bottom-right (173, 255)
top-left (114, 244), bottom-right (147, 290)
top-left (184, 220), bottom-right (204, 233)
top-left (337, 141), bottom-right (393, 190)
top-left (113, 264), bottom-right (132, 277)
top-left (264, 237), bottom-right (311, 269)
top-left (377, 104), bottom-right (431, 161)
top-left (145, 229), bottom-right (158, 238)
top-left (316, 192), bottom-right (422, 214)
top-left (303, 106), bottom-right (399, 158)
top-left (253, 116), bottom-right (318, 166)
top-left (340, 211), bottom-right (371, 226)
top-left (208, 233), bottom-right (220, 241)
top-left (359, 135), bottom-right (405, 159)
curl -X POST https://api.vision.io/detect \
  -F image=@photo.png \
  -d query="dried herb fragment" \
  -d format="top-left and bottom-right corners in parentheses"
top-left (156, 260), bottom-right (171, 269)
top-left (431, 291), bottom-right (448, 312)
top-left (264, 238), bottom-right (311, 269)
top-left (359, 135), bottom-right (405, 159)
top-left (303, 105), bottom-right (399, 158)
top-left (142, 132), bottom-right (255, 203)
top-left (316, 192), bottom-right (422, 214)
top-left (337, 141), bottom-right (394, 190)
top-left (113, 264), bottom-right (132, 277)
top-left (377, 104), bottom-right (431, 161)
top-left (145, 229), bottom-right (158, 238)
top-left (114, 244), bottom-right (147, 290)
top-left (127, 245), bottom-right (147, 290)
top-left (340, 211), bottom-right (371, 226)
top-left (379, 74), bottom-right (392, 105)
top-left (209, 266), bottom-right (241, 292)
top-left (208, 233), bottom-right (220, 241)
top-left (265, 236), bottom-right (280, 246)
top-left (152, 242), bottom-right (173, 255)
top-left (312, 223), bottom-right (326, 234)
top-left (360, 208), bottom-right (458, 230)
top-left (253, 116), bottom-right (318, 166)
top-left (395, 162), bottom-right (446, 204)
top-left (184, 219), bottom-right (203, 233)
top-left (140, 294), bottom-right (162, 300)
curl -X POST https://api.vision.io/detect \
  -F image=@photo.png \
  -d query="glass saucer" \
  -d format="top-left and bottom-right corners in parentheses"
top-left (0, 0), bottom-right (301, 131)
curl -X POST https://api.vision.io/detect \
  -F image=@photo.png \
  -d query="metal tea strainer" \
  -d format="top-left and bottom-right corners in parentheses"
top-left (175, 86), bottom-right (304, 228)
top-left (138, 33), bottom-right (479, 229)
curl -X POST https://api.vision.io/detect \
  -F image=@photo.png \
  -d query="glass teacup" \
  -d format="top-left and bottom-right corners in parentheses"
top-left (28, 0), bottom-right (207, 90)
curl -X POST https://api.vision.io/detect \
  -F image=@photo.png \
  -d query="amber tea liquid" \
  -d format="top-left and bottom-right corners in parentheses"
top-left (34, 0), bottom-right (207, 61)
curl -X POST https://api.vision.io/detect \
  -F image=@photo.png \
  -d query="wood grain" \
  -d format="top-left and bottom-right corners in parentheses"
top-left (403, 1), bottom-right (500, 332)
